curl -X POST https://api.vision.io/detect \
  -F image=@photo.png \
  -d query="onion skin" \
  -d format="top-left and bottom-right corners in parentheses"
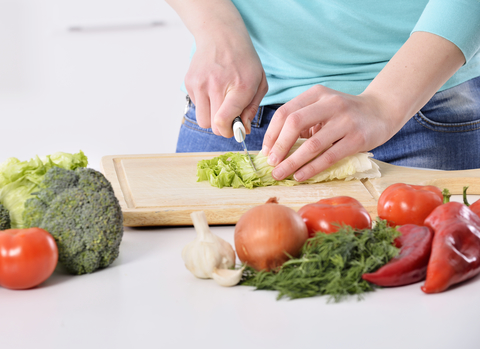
top-left (234, 198), bottom-right (308, 271)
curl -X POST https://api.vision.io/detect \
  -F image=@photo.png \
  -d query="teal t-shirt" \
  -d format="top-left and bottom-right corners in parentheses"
top-left (188, 0), bottom-right (480, 105)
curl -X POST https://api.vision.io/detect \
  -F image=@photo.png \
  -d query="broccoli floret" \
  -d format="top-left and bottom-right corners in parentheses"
top-left (23, 167), bottom-right (124, 275)
top-left (0, 203), bottom-right (11, 230)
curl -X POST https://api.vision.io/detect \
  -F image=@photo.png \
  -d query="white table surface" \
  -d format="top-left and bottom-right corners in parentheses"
top-left (1, 196), bottom-right (480, 349)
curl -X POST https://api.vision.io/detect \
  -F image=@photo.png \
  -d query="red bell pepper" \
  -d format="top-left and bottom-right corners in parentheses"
top-left (362, 224), bottom-right (433, 287)
top-left (297, 196), bottom-right (372, 238)
top-left (422, 202), bottom-right (480, 294)
top-left (377, 183), bottom-right (443, 227)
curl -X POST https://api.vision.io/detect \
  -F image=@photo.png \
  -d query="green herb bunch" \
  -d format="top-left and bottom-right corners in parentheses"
top-left (240, 220), bottom-right (400, 302)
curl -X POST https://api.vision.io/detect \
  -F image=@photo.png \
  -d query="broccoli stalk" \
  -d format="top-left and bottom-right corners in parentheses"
top-left (0, 203), bottom-right (11, 230)
top-left (23, 167), bottom-right (124, 275)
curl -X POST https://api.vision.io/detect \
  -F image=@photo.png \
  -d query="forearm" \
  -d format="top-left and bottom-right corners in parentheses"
top-left (362, 31), bottom-right (465, 127)
top-left (165, 0), bottom-right (250, 45)
top-left (165, 0), bottom-right (267, 137)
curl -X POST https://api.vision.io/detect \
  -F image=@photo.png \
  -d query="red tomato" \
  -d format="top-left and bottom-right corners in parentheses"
top-left (298, 196), bottom-right (372, 238)
top-left (462, 186), bottom-right (480, 218)
top-left (470, 200), bottom-right (480, 218)
top-left (377, 183), bottom-right (443, 227)
top-left (0, 228), bottom-right (58, 290)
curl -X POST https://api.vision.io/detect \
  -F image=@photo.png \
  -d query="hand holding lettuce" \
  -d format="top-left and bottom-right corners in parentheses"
top-left (197, 138), bottom-right (381, 189)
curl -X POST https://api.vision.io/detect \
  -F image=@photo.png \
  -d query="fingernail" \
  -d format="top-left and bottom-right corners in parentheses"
top-left (267, 153), bottom-right (277, 166)
top-left (294, 170), bottom-right (305, 182)
top-left (272, 167), bottom-right (284, 180)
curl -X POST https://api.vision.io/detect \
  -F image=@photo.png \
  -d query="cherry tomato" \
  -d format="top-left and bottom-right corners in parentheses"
top-left (0, 228), bottom-right (58, 290)
top-left (298, 196), bottom-right (372, 238)
top-left (377, 183), bottom-right (443, 227)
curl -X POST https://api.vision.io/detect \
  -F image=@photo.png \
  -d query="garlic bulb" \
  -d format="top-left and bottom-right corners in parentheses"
top-left (182, 211), bottom-right (236, 279)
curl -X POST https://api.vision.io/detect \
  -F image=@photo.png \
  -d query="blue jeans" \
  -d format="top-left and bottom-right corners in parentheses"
top-left (176, 76), bottom-right (480, 170)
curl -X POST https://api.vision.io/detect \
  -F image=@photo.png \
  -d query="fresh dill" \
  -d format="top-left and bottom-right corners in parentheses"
top-left (240, 219), bottom-right (400, 302)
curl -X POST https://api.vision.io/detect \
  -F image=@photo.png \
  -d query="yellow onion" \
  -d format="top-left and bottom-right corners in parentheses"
top-left (234, 198), bottom-right (308, 271)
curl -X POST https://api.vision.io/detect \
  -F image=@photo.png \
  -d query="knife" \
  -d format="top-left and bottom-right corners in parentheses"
top-left (232, 116), bottom-right (258, 172)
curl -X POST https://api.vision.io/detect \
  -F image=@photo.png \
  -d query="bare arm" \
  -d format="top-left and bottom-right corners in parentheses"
top-left (165, 0), bottom-right (267, 137)
top-left (262, 32), bottom-right (465, 181)
top-left (363, 31), bottom-right (465, 129)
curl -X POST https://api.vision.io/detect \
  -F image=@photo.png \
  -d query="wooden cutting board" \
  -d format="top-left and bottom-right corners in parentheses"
top-left (100, 152), bottom-right (480, 227)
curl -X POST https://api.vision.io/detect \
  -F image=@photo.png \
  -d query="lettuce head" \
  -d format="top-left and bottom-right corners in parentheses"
top-left (0, 151), bottom-right (88, 228)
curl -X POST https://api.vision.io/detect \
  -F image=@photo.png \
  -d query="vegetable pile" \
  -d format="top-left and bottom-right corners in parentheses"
top-left (182, 182), bottom-right (480, 302)
top-left (377, 184), bottom-right (480, 294)
top-left (0, 151), bottom-right (124, 289)
top-left (197, 138), bottom-right (380, 188)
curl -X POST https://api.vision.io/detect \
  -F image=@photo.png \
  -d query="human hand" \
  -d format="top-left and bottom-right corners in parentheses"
top-left (185, 32), bottom-right (268, 137)
top-left (261, 85), bottom-right (404, 181)
top-left (261, 30), bottom-right (466, 182)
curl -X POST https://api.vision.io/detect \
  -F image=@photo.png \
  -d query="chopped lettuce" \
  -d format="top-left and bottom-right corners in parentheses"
top-left (197, 152), bottom-right (264, 189)
top-left (197, 139), bottom-right (380, 189)
top-left (0, 151), bottom-right (88, 228)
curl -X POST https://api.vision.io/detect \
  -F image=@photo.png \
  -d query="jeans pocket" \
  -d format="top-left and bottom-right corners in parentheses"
top-left (251, 106), bottom-right (264, 127)
top-left (182, 95), bottom-right (265, 133)
top-left (414, 111), bottom-right (480, 133)
top-left (182, 96), bottom-right (213, 135)
top-left (414, 76), bottom-right (480, 133)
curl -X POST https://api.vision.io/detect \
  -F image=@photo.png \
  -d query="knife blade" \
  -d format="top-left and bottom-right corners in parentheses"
top-left (232, 116), bottom-right (258, 172)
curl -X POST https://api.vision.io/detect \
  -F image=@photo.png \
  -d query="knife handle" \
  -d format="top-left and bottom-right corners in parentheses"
top-left (232, 116), bottom-right (246, 143)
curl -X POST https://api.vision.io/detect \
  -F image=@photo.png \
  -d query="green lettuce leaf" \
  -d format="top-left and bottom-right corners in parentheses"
top-left (0, 151), bottom-right (88, 228)
top-left (197, 139), bottom-right (381, 189)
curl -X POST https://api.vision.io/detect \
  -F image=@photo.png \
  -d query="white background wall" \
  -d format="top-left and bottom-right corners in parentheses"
top-left (0, 0), bottom-right (193, 169)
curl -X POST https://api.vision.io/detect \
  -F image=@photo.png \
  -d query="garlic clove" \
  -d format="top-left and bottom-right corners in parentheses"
top-left (212, 267), bottom-right (245, 287)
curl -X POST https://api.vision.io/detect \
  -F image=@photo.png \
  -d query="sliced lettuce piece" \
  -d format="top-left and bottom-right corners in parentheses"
top-left (197, 139), bottom-right (380, 189)
top-left (0, 151), bottom-right (88, 228)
